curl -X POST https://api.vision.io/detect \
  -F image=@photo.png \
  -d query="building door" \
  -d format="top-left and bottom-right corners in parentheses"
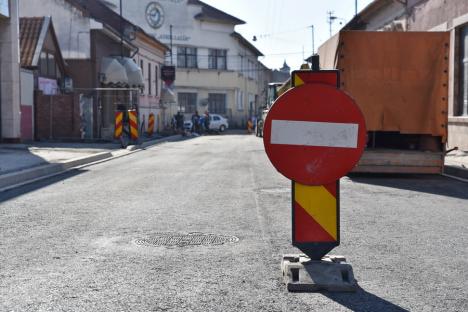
top-left (79, 94), bottom-right (94, 139)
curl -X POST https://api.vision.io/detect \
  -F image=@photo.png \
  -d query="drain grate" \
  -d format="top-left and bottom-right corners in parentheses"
top-left (134, 232), bottom-right (239, 247)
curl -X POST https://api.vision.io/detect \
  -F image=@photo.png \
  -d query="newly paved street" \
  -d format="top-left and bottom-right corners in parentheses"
top-left (1, 133), bottom-right (467, 311)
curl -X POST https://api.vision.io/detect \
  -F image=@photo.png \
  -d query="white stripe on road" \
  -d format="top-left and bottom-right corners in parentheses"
top-left (270, 120), bottom-right (359, 148)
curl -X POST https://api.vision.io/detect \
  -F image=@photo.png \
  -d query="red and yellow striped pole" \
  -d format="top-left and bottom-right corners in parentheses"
top-left (114, 111), bottom-right (123, 139)
top-left (147, 113), bottom-right (155, 136)
top-left (292, 181), bottom-right (339, 259)
top-left (291, 70), bottom-right (341, 260)
top-left (128, 109), bottom-right (139, 141)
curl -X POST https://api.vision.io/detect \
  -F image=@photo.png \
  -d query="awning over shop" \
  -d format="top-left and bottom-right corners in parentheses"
top-left (100, 56), bottom-right (145, 88)
top-left (118, 57), bottom-right (144, 88)
top-left (100, 57), bottom-right (128, 87)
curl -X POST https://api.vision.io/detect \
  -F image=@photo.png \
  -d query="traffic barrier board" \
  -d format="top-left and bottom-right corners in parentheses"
top-left (114, 111), bottom-right (123, 139)
top-left (129, 110), bottom-right (139, 141)
top-left (292, 181), bottom-right (339, 260)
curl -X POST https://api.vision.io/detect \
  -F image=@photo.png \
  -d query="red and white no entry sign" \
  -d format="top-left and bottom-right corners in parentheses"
top-left (263, 83), bottom-right (367, 185)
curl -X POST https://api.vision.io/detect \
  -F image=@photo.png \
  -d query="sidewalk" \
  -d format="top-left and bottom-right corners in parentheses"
top-left (0, 135), bottom-right (181, 191)
top-left (444, 149), bottom-right (468, 180)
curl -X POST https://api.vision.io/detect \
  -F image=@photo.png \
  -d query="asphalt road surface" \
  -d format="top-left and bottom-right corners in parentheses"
top-left (1, 132), bottom-right (467, 311)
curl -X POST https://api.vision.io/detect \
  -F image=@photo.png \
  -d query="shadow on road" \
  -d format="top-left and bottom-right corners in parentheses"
top-left (324, 286), bottom-right (410, 312)
top-left (347, 173), bottom-right (468, 200)
top-left (0, 169), bottom-right (86, 203)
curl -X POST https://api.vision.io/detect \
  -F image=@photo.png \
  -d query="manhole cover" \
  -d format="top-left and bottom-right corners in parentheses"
top-left (134, 232), bottom-right (239, 247)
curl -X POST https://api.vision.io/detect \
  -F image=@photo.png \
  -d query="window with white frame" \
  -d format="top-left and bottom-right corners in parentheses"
top-left (177, 46), bottom-right (197, 68)
top-left (178, 92), bottom-right (197, 113)
top-left (148, 62), bottom-right (152, 95)
top-left (208, 49), bottom-right (227, 70)
top-left (239, 55), bottom-right (244, 75)
top-left (208, 93), bottom-right (226, 114)
top-left (237, 90), bottom-right (244, 111)
top-left (154, 64), bottom-right (159, 96)
top-left (248, 60), bottom-right (255, 79)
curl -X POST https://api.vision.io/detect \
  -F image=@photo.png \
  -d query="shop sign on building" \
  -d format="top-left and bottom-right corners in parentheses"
top-left (161, 65), bottom-right (175, 85)
top-left (38, 77), bottom-right (59, 95)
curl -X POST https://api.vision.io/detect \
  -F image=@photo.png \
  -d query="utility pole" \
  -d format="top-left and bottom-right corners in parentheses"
top-left (120, 0), bottom-right (123, 57)
top-left (170, 25), bottom-right (173, 65)
top-left (355, 0), bottom-right (358, 16)
top-left (327, 11), bottom-right (337, 37)
top-left (309, 25), bottom-right (315, 55)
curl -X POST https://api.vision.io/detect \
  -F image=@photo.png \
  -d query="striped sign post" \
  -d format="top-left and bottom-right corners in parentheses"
top-left (263, 70), bottom-right (367, 291)
top-left (292, 181), bottom-right (339, 260)
top-left (128, 109), bottom-right (139, 141)
top-left (114, 111), bottom-right (123, 139)
top-left (291, 71), bottom-right (341, 259)
top-left (147, 113), bottom-right (155, 136)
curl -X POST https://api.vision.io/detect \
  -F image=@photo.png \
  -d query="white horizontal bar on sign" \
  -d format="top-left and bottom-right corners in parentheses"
top-left (270, 120), bottom-right (359, 148)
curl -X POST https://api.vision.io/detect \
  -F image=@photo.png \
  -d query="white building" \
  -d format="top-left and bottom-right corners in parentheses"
top-left (0, 0), bottom-right (21, 142)
top-left (105, 0), bottom-right (269, 128)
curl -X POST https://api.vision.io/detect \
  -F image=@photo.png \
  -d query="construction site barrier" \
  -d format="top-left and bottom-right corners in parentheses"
top-left (128, 110), bottom-right (139, 140)
top-left (147, 113), bottom-right (155, 136)
top-left (114, 111), bottom-right (123, 139)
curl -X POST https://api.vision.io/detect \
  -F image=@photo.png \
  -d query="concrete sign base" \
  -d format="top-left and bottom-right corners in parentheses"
top-left (281, 254), bottom-right (358, 292)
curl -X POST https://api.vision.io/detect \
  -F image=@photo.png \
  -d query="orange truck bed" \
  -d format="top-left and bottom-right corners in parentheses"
top-left (318, 31), bottom-right (449, 174)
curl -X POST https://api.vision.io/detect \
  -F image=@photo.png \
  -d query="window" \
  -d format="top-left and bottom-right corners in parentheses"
top-left (178, 92), bottom-right (197, 113)
top-left (213, 116), bottom-right (220, 121)
top-left (248, 60), bottom-right (256, 79)
top-left (155, 65), bottom-right (159, 96)
top-left (140, 60), bottom-right (144, 76)
top-left (208, 93), bottom-right (226, 114)
top-left (239, 55), bottom-right (244, 75)
top-left (177, 47), bottom-right (197, 68)
top-left (208, 49), bottom-right (227, 70)
top-left (40, 52), bottom-right (48, 75)
top-left (460, 25), bottom-right (468, 115)
top-left (38, 51), bottom-right (60, 78)
top-left (148, 62), bottom-right (152, 95)
top-left (237, 90), bottom-right (244, 111)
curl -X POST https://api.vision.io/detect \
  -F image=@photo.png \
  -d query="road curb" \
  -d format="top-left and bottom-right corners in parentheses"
top-left (443, 165), bottom-right (468, 180)
top-left (0, 135), bottom-right (181, 192)
top-left (0, 151), bottom-right (113, 191)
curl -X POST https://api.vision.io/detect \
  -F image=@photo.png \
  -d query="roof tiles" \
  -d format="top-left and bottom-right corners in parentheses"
top-left (19, 17), bottom-right (45, 67)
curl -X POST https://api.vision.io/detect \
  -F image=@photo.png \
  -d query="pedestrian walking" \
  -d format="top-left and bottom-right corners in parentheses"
top-left (204, 111), bottom-right (211, 134)
top-left (191, 111), bottom-right (200, 134)
top-left (247, 118), bottom-right (253, 134)
top-left (176, 111), bottom-right (184, 135)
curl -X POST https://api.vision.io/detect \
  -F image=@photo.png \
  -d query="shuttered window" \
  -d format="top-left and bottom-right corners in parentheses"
top-left (208, 93), bottom-right (226, 114)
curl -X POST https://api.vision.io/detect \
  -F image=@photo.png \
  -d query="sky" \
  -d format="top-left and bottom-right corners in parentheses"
top-left (202, 0), bottom-right (374, 71)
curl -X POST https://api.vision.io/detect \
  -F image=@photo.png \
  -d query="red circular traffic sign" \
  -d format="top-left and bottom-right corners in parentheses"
top-left (263, 83), bottom-right (367, 185)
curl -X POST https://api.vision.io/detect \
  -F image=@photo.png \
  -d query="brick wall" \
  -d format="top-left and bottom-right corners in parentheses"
top-left (34, 91), bottom-right (81, 140)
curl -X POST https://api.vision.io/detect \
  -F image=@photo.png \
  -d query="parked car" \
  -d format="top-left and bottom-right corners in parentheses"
top-left (184, 120), bottom-right (193, 131)
top-left (184, 114), bottom-right (229, 133)
top-left (209, 114), bottom-right (229, 132)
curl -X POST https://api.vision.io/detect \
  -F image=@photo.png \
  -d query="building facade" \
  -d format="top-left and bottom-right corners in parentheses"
top-left (105, 0), bottom-right (269, 127)
top-left (0, 0), bottom-right (21, 142)
top-left (344, 0), bottom-right (468, 151)
top-left (20, 0), bottom-right (168, 139)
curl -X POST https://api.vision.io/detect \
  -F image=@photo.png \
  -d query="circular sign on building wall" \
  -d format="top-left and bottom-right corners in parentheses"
top-left (145, 2), bottom-right (165, 29)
